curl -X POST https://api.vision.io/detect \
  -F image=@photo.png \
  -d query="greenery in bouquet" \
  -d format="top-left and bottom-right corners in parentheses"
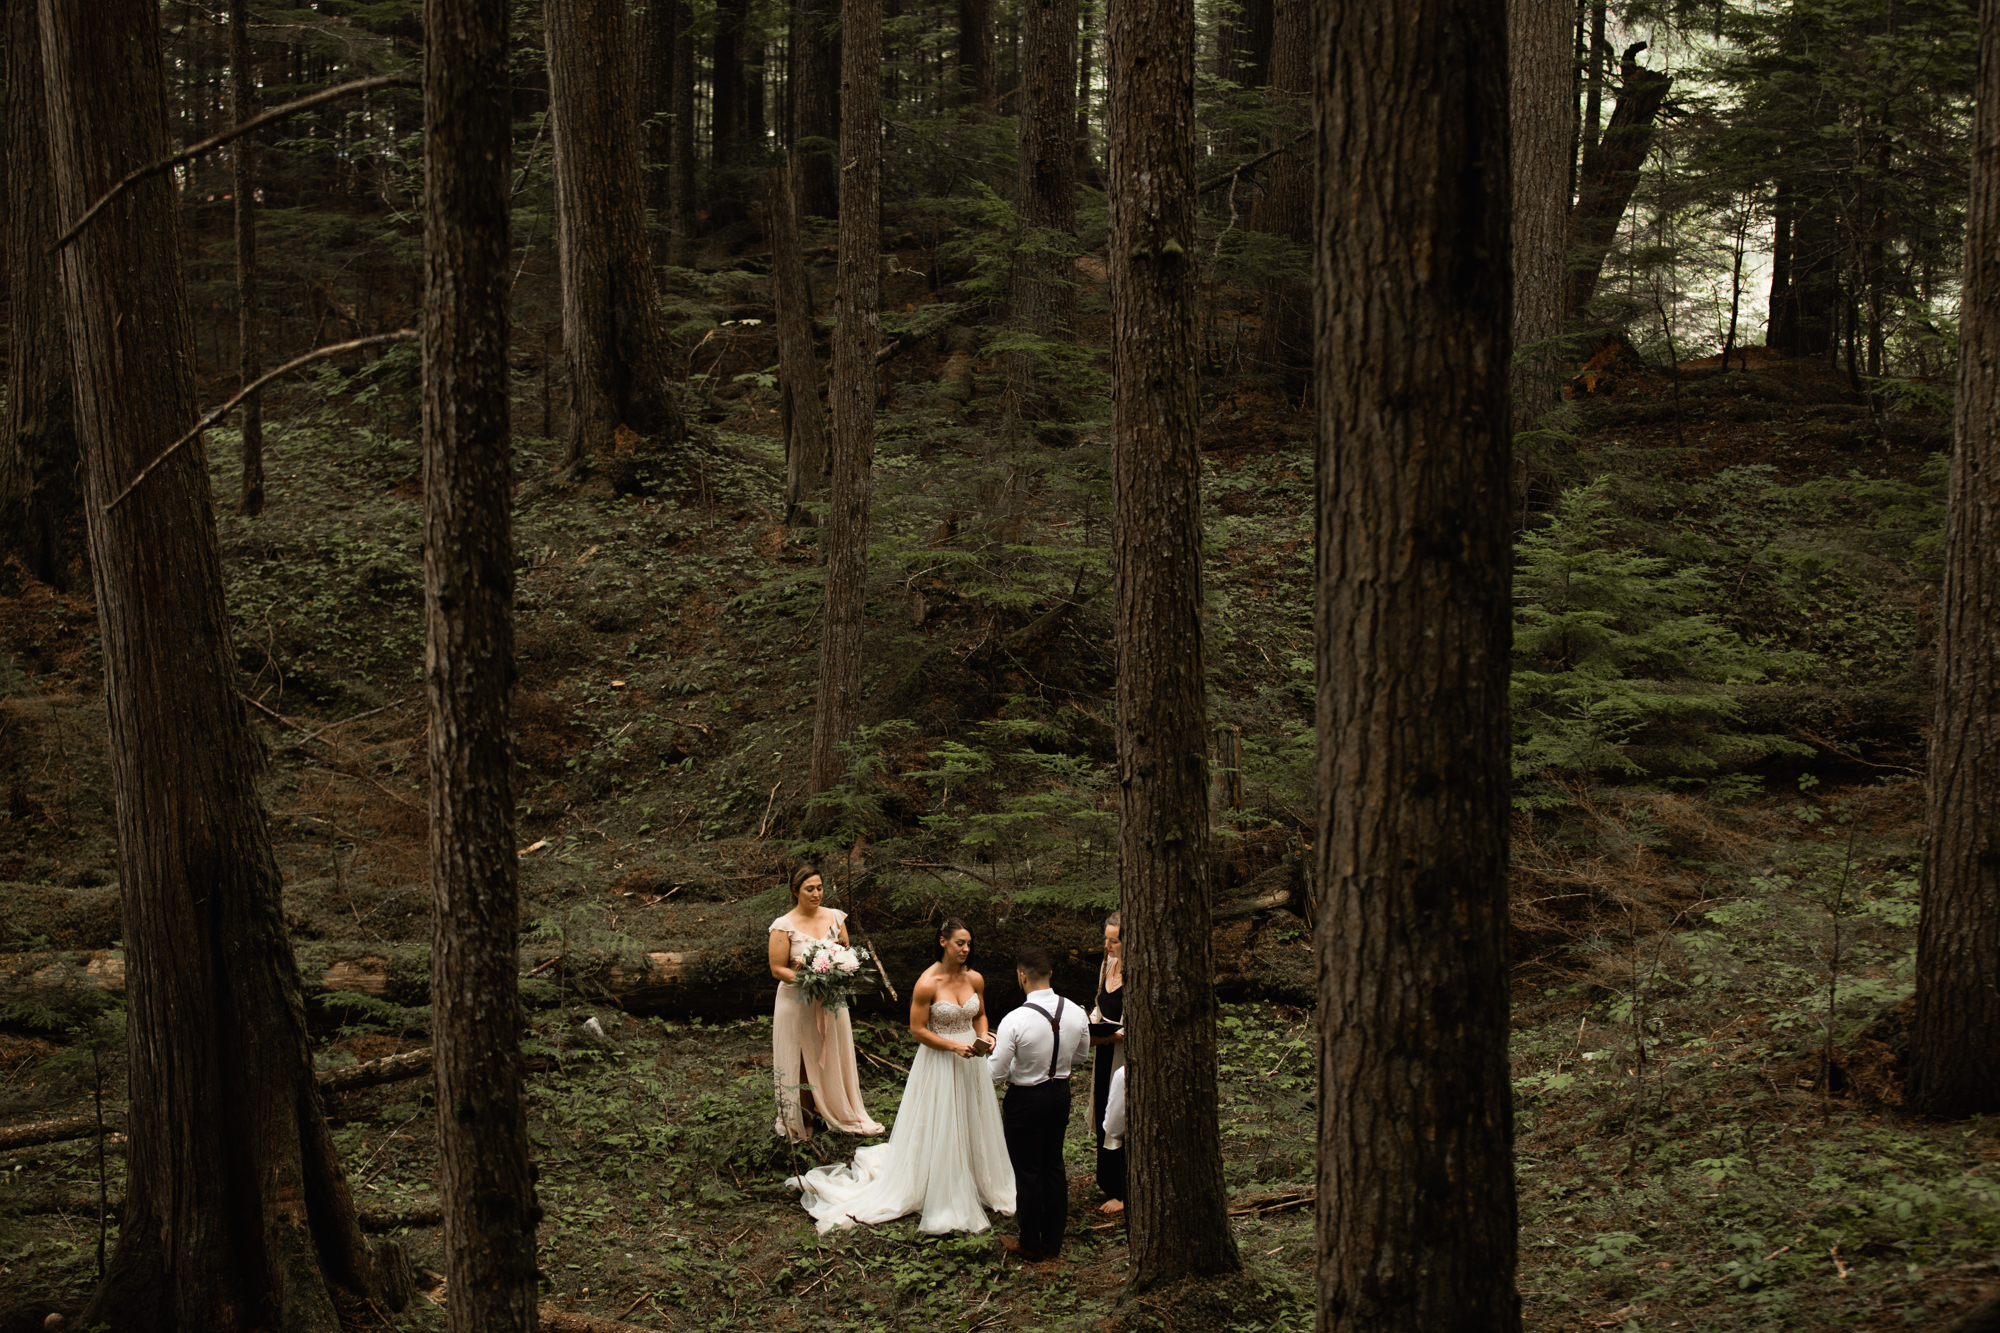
top-left (792, 939), bottom-right (873, 1013)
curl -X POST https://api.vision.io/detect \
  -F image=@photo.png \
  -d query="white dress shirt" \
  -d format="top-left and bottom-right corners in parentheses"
top-left (1101, 1064), bottom-right (1127, 1148)
top-left (986, 986), bottom-right (1090, 1085)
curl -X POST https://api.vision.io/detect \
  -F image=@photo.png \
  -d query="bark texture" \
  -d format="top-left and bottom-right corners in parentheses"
top-left (424, 2), bottom-right (541, 1330)
top-left (1315, 0), bottom-right (1521, 1324)
top-left (668, 0), bottom-right (698, 261)
top-left (1007, 0), bottom-right (1079, 421)
top-left (791, 0), bottom-right (842, 219)
top-left (1565, 44), bottom-right (1671, 318)
top-left (1910, 0), bottom-right (2000, 1118)
top-left (1248, 0), bottom-right (1311, 377)
top-left (958, 0), bottom-right (996, 110)
top-left (769, 164), bottom-right (832, 524)
top-left (808, 0), bottom-right (882, 798)
top-left (41, 2), bottom-right (390, 1327)
top-left (231, 0), bottom-right (265, 516)
top-left (3, 0), bottom-right (81, 589)
top-left (1508, 0), bottom-right (1577, 432)
top-left (546, 0), bottom-right (685, 470)
top-left (1109, 0), bottom-right (1242, 1289)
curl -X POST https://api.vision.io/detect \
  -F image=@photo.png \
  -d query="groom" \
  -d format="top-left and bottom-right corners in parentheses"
top-left (987, 947), bottom-right (1090, 1263)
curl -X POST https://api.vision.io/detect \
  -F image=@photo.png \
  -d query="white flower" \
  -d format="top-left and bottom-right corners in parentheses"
top-left (833, 947), bottom-right (861, 974)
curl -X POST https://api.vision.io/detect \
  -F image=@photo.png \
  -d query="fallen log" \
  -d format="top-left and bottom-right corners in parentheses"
top-left (1211, 888), bottom-right (1293, 923)
top-left (539, 1304), bottom-right (660, 1333)
top-left (1, 1048), bottom-right (435, 1153)
top-left (0, 1113), bottom-right (109, 1153)
top-left (5, 1186), bottom-right (439, 1232)
top-left (317, 1047), bottom-right (433, 1096)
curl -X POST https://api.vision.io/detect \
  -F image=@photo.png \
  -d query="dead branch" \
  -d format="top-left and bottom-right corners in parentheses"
top-left (107, 330), bottom-right (420, 512)
top-left (538, 1305), bottom-right (662, 1333)
top-left (53, 73), bottom-right (419, 253)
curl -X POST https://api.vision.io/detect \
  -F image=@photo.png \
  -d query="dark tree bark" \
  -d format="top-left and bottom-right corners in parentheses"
top-left (1076, 0), bottom-right (1098, 180)
top-left (958, 0), bottom-right (996, 111)
top-left (1109, 0), bottom-right (1242, 1291)
top-left (1007, 0), bottom-right (1078, 422)
top-left (791, 0), bottom-right (842, 219)
top-left (1509, 0), bottom-right (1577, 433)
top-left (668, 0), bottom-right (698, 261)
top-left (1565, 43), bottom-right (1671, 319)
top-left (713, 0), bottom-right (755, 202)
top-left (1767, 190), bottom-right (1840, 358)
top-left (1315, 0), bottom-right (1522, 1322)
top-left (1248, 0), bottom-right (1310, 378)
top-left (423, 1), bottom-right (540, 1325)
top-left (230, 0), bottom-right (264, 516)
top-left (3, 0), bottom-right (81, 590)
top-left (40, 1), bottom-right (396, 1326)
top-left (1910, 0), bottom-right (2000, 1119)
top-left (769, 164), bottom-right (831, 525)
top-left (807, 0), bottom-right (881, 799)
top-left (546, 0), bottom-right (686, 470)
top-left (639, 0), bottom-right (675, 264)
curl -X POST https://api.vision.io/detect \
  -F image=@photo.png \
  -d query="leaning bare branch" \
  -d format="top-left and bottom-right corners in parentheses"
top-left (52, 72), bottom-right (419, 253)
top-left (105, 330), bottom-right (419, 512)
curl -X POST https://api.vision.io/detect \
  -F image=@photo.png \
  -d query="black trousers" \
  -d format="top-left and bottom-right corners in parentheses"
top-left (1003, 1077), bottom-right (1071, 1256)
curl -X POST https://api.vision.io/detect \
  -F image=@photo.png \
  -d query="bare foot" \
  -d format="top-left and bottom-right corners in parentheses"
top-left (1098, 1198), bottom-right (1125, 1215)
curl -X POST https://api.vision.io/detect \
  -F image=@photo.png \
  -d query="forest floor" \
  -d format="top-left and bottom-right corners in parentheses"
top-left (1, 272), bottom-right (1996, 1330)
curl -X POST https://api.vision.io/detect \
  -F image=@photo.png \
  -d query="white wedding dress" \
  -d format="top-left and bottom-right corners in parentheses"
top-left (788, 995), bottom-right (1016, 1234)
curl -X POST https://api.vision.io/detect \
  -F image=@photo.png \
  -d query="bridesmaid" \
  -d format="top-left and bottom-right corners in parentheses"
top-left (1088, 911), bottom-right (1126, 1213)
top-left (768, 863), bottom-right (884, 1141)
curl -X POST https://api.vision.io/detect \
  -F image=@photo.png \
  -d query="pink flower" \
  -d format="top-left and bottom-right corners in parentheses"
top-left (812, 954), bottom-right (833, 973)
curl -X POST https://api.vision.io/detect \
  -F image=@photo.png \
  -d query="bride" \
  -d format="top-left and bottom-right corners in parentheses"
top-left (788, 918), bottom-right (1015, 1235)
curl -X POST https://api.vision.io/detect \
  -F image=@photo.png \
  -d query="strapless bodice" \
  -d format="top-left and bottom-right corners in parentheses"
top-left (930, 995), bottom-right (981, 1036)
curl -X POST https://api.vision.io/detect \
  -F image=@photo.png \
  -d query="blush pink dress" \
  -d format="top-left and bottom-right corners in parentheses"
top-left (770, 909), bottom-right (884, 1141)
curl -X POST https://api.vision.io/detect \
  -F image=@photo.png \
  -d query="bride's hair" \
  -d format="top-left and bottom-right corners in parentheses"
top-left (936, 917), bottom-right (970, 957)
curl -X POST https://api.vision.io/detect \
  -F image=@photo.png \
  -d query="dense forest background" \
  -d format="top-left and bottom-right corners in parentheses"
top-left (0, 0), bottom-right (1996, 1329)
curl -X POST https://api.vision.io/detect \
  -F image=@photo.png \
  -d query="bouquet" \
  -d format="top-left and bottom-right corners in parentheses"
top-left (792, 938), bottom-right (872, 1013)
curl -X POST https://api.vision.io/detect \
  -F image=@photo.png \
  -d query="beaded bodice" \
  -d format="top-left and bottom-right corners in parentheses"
top-left (930, 995), bottom-right (981, 1036)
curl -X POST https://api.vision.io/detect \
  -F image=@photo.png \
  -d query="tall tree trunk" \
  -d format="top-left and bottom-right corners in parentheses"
top-left (1315, 0), bottom-right (1521, 1323)
top-left (1008, 0), bottom-right (1079, 423)
top-left (639, 0), bottom-right (675, 264)
top-left (1109, 0), bottom-right (1242, 1291)
top-left (669, 0), bottom-right (698, 261)
top-left (1910, 0), bottom-right (2000, 1119)
top-left (713, 0), bottom-right (753, 216)
top-left (808, 0), bottom-right (882, 799)
top-left (424, 1), bottom-right (540, 1325)
top-left (1248, 0), bottom-right (1310, 379)
top-left (1076, 0), bottom-right (1098, 180)
top-left (3, 0), bottom-right (81, 590)
top-left (1769, 193), bottom-right (1840, 358)
top-left (231, 0), bottom-right (264, 516)
top-left (546, 0), bottom-right (687, 471)
top-left (1565, 43), bottom-right (1671, 319)
top-left (770, 164), bottom-right (832, 526)
top-left (1509, 0), bottom-right (1577, 435)
top-left (41, 2), bottom-right (397, 1326)
top-left (958, 0), bottom-right (996, 111)
top-left (792, 0), bottom-right (842, 218)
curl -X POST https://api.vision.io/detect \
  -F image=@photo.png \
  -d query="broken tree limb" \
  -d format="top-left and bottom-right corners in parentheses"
top-left (52, 73), bottom-right (420, 253)
top-left (1210, 887), bottom-right (1294, 923)
top-left (106, 330), bottom-right (420, 511)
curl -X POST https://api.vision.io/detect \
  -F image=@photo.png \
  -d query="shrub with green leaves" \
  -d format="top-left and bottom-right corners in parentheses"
top-left (1513, 482), bottom-right (1811, 805)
